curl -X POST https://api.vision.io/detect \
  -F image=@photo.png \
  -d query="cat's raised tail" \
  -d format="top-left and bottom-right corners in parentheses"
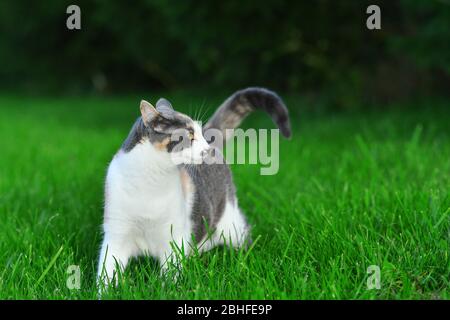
top-left (203, 87), bottom-right (292, 145)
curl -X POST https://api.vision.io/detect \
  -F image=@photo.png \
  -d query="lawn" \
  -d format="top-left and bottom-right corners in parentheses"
top-left (0, 93), bottom-right (448, 299)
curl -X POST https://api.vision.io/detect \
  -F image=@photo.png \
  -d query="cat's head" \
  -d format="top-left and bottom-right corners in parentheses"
top-left (140, 98), bottom-right (211, 164)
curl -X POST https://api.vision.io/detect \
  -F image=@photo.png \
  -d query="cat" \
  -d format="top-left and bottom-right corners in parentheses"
top-left (97, 87), bottom-right (291, 289)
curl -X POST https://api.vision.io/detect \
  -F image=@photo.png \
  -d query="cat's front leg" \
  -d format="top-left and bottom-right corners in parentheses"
top-left (158, 239), bottom-right (189, 281)
top-left (97, 234), bottom-right (135, 292)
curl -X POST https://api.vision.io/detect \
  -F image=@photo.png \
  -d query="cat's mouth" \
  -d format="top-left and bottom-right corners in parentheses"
top-left (170, 147), bottom-right (212, 165)
top-left (189, 148), bottom-right (212, 164)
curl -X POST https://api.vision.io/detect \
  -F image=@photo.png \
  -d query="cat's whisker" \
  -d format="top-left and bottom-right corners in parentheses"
top-left (199, 100), bottom-right (209, 123)
top-left (199, 107), bottom-right (209, 124)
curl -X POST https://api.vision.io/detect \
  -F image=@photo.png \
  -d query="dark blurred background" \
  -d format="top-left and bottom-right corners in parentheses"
top-left (0, 0), bottom-right (449, 109)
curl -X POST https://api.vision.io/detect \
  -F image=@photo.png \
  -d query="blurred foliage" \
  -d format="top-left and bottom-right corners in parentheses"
top-left (0, 0), bottom-right (448, 107)
top-left (391, 0), bottom-right (450, 73)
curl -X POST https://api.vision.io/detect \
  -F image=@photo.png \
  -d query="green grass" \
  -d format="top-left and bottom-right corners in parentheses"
top-left (0, 93), bottom-right (448, 299)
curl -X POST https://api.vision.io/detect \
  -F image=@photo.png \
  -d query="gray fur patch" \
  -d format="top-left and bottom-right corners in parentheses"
top-left (121, 118), bottom-right (147, 152)
top-left (121, 108), bottom-right (194, 153)
top-left (183, 157), bottom-right (236, 243)
top-left (203, 87), bottom-right (292, 145)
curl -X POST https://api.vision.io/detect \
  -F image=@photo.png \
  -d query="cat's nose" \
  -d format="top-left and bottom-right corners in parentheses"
top-left (200, 148), bottom-right (211, 158)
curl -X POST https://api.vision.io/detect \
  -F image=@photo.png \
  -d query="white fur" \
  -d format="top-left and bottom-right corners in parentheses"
top-left (199, 199), bottom-right (250, 252)
top-left (170, 121), bottom-right (211, 165)
top-left (97, 128), bottom-right (249, 288)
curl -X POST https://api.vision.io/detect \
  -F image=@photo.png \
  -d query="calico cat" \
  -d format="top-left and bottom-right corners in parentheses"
top-left (97, 87), bottom-right (291, 287)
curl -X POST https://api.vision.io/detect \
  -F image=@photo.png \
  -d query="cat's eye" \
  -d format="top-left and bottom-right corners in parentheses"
top-left (188, 132), bottom-right (195, 141)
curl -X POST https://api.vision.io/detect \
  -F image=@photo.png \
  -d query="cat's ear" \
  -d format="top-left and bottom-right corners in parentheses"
top-left (156, 98), bottom-right (174, 120)
top-left (140, 100), bottom-right (158, 125)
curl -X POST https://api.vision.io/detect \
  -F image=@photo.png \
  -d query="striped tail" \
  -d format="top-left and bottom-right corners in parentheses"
top-left (203, 87), bottom-right (292, 145)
